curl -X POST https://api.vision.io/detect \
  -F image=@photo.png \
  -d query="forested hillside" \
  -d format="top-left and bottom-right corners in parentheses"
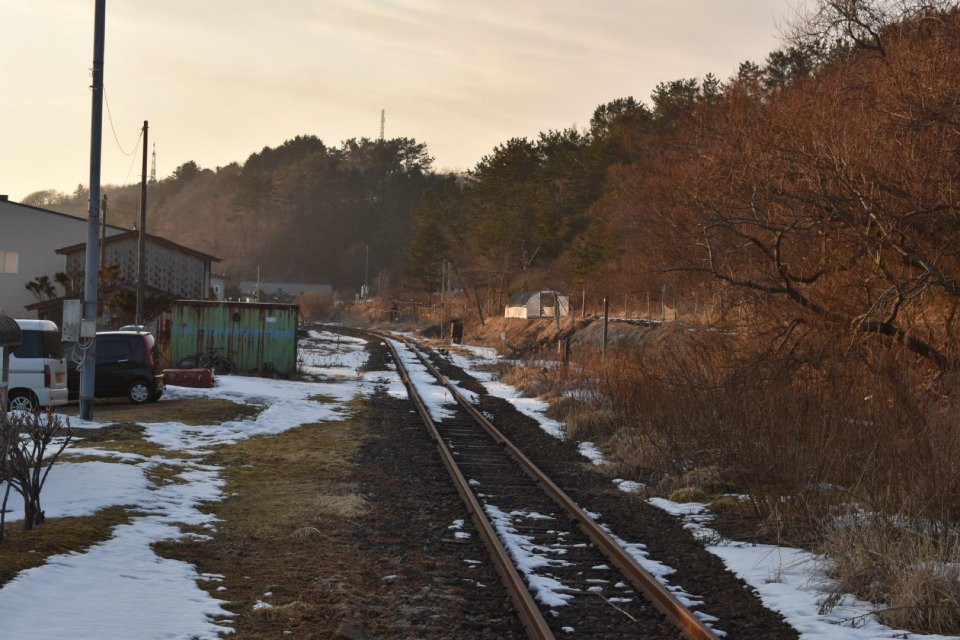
top-left (410, 2), bottom-right (960, 371)
top-left (25, 136), bottom-right (438, 291)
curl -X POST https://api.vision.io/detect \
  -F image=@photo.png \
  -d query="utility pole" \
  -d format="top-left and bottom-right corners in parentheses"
top-left (364, 243), bottom-right (369, 301)
top-left (80, 0), bottom-right (106, 421)
top-left (380, 109), bottom-right (385, 141)
top-left (441, 260), bottom-right (447, 340)
top-left (99, 194), bottom-right (108, 274)
top-left (135, 120), bottom-right (148, 325)
top-left (602, 296), bottom-right (609, 359)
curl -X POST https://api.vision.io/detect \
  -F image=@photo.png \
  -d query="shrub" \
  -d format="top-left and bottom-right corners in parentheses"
top-left (821, 518), bottom-right (960, 634)
top-left (1, 411), bottom-right (73, 539)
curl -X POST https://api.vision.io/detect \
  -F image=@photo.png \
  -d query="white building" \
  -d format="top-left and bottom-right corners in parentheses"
top-left (504, 290), bottom-right (571, 319)
top-left (0, 196), bottom-right (125, 318)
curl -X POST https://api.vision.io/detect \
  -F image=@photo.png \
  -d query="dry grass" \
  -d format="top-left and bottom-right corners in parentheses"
top-left (548, 326), bottom-right (960, 634)
top-left (290, 526), bottom-right (326, 543)
top-left (0, 506), bottom-right (134, 587)
top-left (154, 407), bottom-right (370, 637)
top-left (563, 405), bottom-right (616, 443)
top-left (821, 519), bottom-right (960, 633)
top-left (62, 398), bottom-right (261, 426)
top-left (68, 423), bottom-right (171, 458)
top-left (252, 599), bottom-right (317, 621)
top-left (667, 487), bottom-right (710, 503)
top-left (500, 363), bottom-right (565, 397)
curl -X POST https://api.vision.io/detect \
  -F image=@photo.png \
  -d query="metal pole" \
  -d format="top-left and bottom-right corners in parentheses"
top-left (602, 296), bottom-right (609, 359)
top-left (2, 351), bottom-right (10, 414)
top-left (440, 260), bottom-right (447, 340)
top-left (364, 244), bottom-right (369, 301)
top-left (135, 120), bottom-right (148, 325)
top-left (80, 0), bottom-right (106, 422)
top-left (99, 194), bottom-right (108, 273)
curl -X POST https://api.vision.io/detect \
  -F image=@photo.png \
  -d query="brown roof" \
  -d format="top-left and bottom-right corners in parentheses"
top-left (56, 231), bottom-right (221, 263)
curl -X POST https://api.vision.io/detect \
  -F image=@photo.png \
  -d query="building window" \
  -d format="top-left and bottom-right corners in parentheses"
top-left (0, 250), bottom-right (19, 274)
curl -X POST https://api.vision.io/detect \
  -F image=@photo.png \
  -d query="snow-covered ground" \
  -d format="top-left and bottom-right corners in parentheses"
top-left (299, 330), bottom-right (369, 378)
top-left (0, 332), bottom-right (383, 640)
top-left (442, 340), bottom-right (960, 640)
top-left (4, 329), bottom-right (953, 640)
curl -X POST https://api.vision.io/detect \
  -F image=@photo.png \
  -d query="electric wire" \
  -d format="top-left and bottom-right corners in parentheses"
top-left (121, 134), bottom-right (144, 185)
top-left (103, 87), bottom-right (140, 157)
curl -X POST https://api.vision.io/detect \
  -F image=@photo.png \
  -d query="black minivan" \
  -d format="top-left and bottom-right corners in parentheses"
top-left (66, 331), bottom-right (165, 404)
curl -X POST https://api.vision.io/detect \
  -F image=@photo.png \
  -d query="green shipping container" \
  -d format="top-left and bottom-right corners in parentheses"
top-left (170, 301), bottom-right (299, 376)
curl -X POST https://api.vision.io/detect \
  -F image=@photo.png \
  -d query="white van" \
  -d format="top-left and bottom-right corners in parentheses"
top-left (1, 319), bottom-right (68, 411)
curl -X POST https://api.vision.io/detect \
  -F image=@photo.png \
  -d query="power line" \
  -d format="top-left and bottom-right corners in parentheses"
top-left (103, 87), bottom-right (140, 157)
top-left (121, 132), bottom-right (144, 184)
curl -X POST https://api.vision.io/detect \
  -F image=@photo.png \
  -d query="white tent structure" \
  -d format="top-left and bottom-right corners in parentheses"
top-left (504, 290), bottom-right (570, 319)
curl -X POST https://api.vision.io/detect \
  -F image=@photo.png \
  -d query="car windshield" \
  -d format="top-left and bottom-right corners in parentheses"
top-left (13, 330), bottom-right (65, 359)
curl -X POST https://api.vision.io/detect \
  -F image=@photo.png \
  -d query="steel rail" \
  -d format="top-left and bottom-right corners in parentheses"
top-left (381, 336), bottom-right (556, 640)
top-left (384, 332), bottom-right (722, 640)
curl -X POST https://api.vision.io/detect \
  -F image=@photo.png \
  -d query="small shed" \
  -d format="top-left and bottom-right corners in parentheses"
top-left (504, 290), bottom-right (571, 319)
top-left (169, 301), bottom-right (299, 377)
top-left (0, 314), bottom-right (23, 413)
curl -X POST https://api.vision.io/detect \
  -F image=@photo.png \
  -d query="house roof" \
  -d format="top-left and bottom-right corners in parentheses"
top-left (0, 198), bottom-right (128, 232)
top-left (55, 230), bottom-right (222, 263)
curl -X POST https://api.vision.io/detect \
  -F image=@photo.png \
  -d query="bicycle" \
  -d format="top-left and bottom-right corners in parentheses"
top-left (177, 347), bottom-right (235, 375)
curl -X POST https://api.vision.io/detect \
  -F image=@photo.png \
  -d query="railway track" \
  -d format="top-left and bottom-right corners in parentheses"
top-left (358, 329), bottom-right (723, 640)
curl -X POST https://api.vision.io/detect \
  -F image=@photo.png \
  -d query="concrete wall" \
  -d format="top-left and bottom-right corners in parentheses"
top-left (0, 200), bottom-right (124, 318)
top-left (504, 305), bottom-right (530, 318)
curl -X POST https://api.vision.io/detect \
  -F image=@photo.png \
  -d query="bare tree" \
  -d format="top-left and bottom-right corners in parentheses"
top-left (788, 0), bottom-right (953, 56)
top-left (0, 411), bottom-right (72, 537)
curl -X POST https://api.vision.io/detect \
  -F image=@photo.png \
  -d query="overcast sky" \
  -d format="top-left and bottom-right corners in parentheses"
top-left (1, 1), bottom-right (800, 201)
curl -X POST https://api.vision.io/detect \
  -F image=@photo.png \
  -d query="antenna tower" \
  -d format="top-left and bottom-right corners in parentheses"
top-left (149, 142), bottom-right (157, 182)
top-left (380, 109), bottom-right (385, 141)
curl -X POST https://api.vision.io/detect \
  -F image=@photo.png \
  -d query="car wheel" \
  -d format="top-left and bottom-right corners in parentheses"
top-left (128, 380), bottom-right (153, 405)
top-left (7, 390), bottom-right (38, 412)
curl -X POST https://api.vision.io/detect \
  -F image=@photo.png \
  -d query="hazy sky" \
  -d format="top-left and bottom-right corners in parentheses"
top-left (1, 1), bottom-right (800, 201)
